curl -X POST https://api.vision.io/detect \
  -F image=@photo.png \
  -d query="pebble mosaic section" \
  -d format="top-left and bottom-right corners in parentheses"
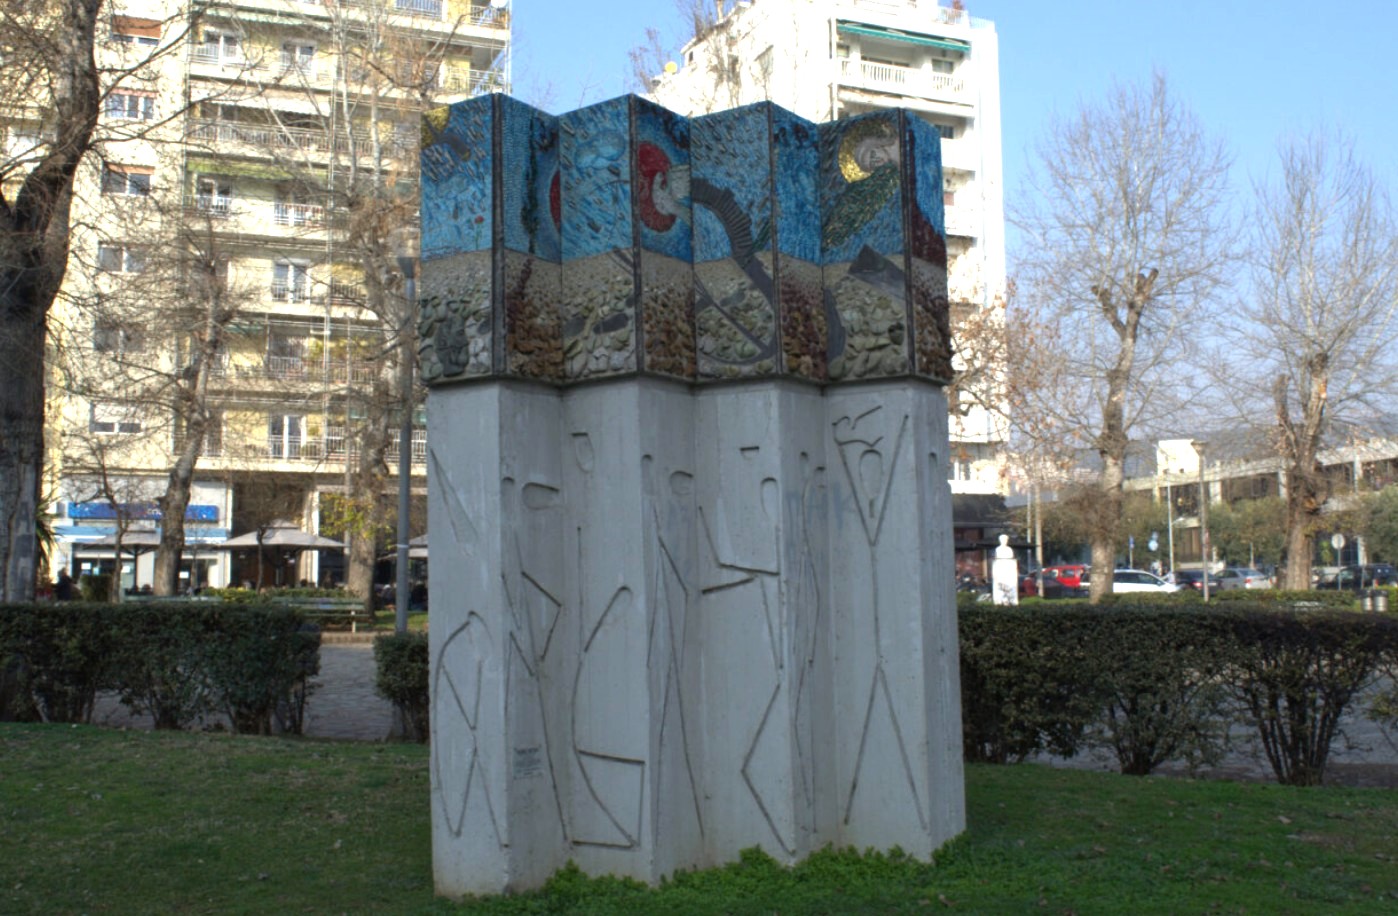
top-left (419, 95), bottom-right (951, 387)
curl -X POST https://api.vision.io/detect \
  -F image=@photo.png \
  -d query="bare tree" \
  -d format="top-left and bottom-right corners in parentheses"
top-left (1220, 133), bottom-right (1398, 589)
top-left (1012, 74), bottom-right (1234, 600)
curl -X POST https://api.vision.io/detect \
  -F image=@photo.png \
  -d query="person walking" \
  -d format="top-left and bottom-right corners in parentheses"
top-left (54, 569), bottom-right (74, 601)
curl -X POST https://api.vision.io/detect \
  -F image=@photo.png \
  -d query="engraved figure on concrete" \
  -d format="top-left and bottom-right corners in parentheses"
top-left (991, 534), bottom-right (1019, 606)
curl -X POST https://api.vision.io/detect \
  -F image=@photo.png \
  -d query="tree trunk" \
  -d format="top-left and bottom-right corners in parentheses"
top-left (0, 0), bottom-right (103, 599)
top-left (0, 307), bottom-right (45, 602)
top-left (1089, 455), bottom-right (1126, 602)
top-left (154, 422), bottom-right (206, 596)
top-left (1282, 488), bottom-right (1316, 590)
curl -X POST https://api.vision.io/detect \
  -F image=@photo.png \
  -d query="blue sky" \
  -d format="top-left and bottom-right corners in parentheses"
top-left (510, 0), bottom-right (1397, 213)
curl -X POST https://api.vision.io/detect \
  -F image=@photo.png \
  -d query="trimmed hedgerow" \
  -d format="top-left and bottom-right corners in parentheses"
top-left (0, 602), bottom-right (320, 733)
top-left (958, 602), bottom-right (1398, 782)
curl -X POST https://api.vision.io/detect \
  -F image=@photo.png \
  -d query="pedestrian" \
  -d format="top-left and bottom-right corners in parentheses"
top-left (54, 569), bottom-right (74, 601)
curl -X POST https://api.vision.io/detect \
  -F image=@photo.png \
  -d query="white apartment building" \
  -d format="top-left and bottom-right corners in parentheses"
top-left (649, 0), bottom-right (1008, 496)
top-left (12, 1), bottom-right (510, 591)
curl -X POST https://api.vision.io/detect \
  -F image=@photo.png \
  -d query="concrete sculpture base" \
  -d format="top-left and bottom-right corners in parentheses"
top-left (427, 378), bottom-right (963, 895)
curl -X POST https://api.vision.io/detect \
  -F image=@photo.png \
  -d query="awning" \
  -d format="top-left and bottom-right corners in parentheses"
top-left (185, 156), bottom-right (296, 181)
top-left (837, 22), bottom-right (970, 54)
top-left (952, 493), bottom-right (1011, 528)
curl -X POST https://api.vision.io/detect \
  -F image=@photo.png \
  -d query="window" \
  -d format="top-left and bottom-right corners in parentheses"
top-left (281, 42), bottom-right (315, 75)
top-left (90, 402), bottom-right (142, 435)
top-left (271, 260), bottom-right (310, 301)
top-left (932, 58), bottom-right (955, 74)
top-left (97, 243), bottom-right (145, 273)
top-left (195, 177), bottom-right (232, 216)
top-left (105, 92), bottom-right (155, 120)
top-left (267, 414), bottom-right (304, 459)
top-left (5, 127), bottom-right (42, 160)
top-left (197, 30), bottom-right (241, 64)
top-left (756, 47), bottom-right (774, 82)
top-left (934, 123), bottom-right (956, 140)
top-left (267, 333), bottom-right (306, 377)
top-left (93, 317), bottom-right (145, 354)
top-left (102, 165), bottom-right (152, 196)
top-left (112, 16), bottom-right (160, 46)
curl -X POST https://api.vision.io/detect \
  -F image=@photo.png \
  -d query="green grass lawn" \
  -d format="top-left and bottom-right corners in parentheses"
top-left (2, 725), bottom-right (1395, 914)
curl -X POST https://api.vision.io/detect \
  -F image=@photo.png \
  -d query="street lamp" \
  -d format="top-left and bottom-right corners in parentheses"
top-left (390, 227), bottom-right (419, 635)
top-left (1192, 440), bottom-right (1210, 601)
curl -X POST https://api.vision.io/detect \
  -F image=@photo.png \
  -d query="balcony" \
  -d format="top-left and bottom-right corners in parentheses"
top-left (192, 195), bottom-right (233, 218)
top-left (441, 67), bottom-right (504, 98)
top-left (838, 58), bottom-right (967, 103)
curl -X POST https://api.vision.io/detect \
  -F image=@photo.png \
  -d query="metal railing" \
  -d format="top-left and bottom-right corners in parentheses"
top-left (838, 59), bottom-right (966, 100)
top-left (394, 0), bottom-right (443, 17)
top-left (194, 195), bottom-right (232, 217)
top-left (248, 429), bottom-right (426, 464)
top-left (274, 201), bottom-right (325, 227)
top-left (270, 280), bottom-right (312, 302)
top-left (188, 119), bottom-right (385, 160)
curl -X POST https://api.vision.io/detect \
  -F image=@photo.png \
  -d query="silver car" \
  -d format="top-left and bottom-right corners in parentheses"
top-left (1217, 567), bottom-right (1272, 590)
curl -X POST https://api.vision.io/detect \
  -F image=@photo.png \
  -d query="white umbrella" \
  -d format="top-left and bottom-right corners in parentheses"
top-left (221, 527), bottom-right (344, 550)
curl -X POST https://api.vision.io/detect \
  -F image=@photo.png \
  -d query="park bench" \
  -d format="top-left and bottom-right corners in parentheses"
top-left (267, 595), bottom-right (373, 633)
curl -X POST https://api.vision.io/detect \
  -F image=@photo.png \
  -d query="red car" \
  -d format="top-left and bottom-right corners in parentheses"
top-left (1041, 564), bottom-right (1089, 589)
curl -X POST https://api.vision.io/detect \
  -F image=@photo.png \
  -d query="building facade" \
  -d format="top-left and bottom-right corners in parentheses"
top-left (14, 2), bottom-right (510, 591)
top-left (649, 0), bottom-right (1008, 496)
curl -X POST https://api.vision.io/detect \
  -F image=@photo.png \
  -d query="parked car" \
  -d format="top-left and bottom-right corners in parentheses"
top-left (1109, 569), bottom-right (1179, 594)
top-left (1020, 571), bottom-right (1086, 600)
top-left (1041, 564), bottom-right (1089, 589)
top-left (1216, 567), bottom-right (1272, 590)
top-left (1172, 569), bottom-right (1223, 594)
top-left (1081, 569), bottom-right (1179, 594)
top-left (1316, 564), bottom-right (1398, 591)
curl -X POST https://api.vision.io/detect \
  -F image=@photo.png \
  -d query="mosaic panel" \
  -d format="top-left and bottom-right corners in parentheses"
top-left (633, 98), bottom-right (695, 377)
top-left (421, 101), bottom-right (493, 261)
top-left (820, 112), bottom-right (911, 382)
top-left (771, 106), bottom-right (825, 382)
top-left (418, 96), bottom-right (946, 390)
top-left (902, 115), bottom-right (953, 382)
top-left (691, 104), bottom-right (778, 379)
top-left (560, 98), bottom-right (638, 381)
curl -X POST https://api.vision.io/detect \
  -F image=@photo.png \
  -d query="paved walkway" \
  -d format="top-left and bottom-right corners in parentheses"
top-left (92, 642), bottom-right (397, 741)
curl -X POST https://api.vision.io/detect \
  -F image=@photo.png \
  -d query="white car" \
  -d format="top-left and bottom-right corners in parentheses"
top-left (1217, 567), bottom-right (1272, 590)
top-left (1108, 569), bottom-right (1180, 594)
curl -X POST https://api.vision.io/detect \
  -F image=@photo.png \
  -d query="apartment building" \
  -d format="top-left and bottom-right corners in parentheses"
top-left (22, 1), bottom-right (510, 591)
top-left (649, 0), bottom-right (1008, 497)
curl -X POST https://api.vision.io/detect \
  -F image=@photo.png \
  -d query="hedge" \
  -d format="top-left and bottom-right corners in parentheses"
top-left (959, 602), bottom-right (1398, 785)
top-left (0, 603), bottom-right (319, 734)
top-left (374, 631), bottom-right (429, 742)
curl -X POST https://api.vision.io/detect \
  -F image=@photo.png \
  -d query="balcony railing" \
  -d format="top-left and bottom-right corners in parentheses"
top-left (442, 67), bottom-right (504, 97)
top-left (187, 119), bottom-right (380, 160)
top-left (838, 59), bottom-right (966, 101)
top-left (224, 357), bottom-right (383, 386)
top-left (270, 280), bottom-right (312, 302)
top-left (243, 429), bottom-right (426, 465)
top-left (394, 0), bottom-right (443, 17)
top-left (274, 201), bottom-right (325, 227)
top-left (193, 195), bottom-right (232, 217)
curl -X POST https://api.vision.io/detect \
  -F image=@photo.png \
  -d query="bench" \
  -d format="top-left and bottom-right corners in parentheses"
top-left (268, 596), bottom-right (373, 633)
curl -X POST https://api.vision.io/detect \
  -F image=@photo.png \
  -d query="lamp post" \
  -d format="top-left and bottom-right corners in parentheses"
top-left (391, 228), bottom-right (419, 634)
top-left (1193, 441), bottom-right (1210, 601)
